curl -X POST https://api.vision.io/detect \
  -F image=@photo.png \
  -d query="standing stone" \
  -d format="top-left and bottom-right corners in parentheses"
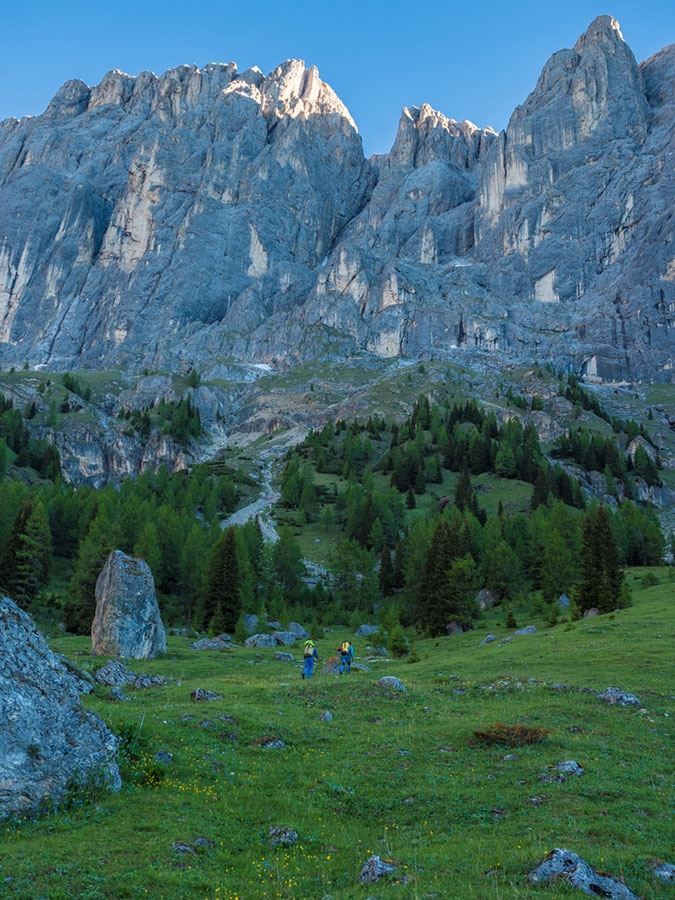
top-left (0, 596), bottom-right (121, 819)
top-left (91, 550), bottom-right (166, 659)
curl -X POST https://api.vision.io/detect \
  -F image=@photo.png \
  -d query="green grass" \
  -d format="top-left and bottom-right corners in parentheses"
top-left (2, 578), bottom-right (673, 899)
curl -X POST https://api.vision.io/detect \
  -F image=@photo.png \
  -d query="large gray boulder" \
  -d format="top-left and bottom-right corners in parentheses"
top-left (0, 596), bottom-right (121, 819)
top-left (91, 550), bottom-right (166, 659)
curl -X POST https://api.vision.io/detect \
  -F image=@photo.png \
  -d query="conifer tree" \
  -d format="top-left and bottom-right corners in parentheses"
top-left (203, 527), bottom-right (240, 632)
top-left (417, 518), bottom-right (456, 636)
top-left (578, 505), bottom-right (624, 613)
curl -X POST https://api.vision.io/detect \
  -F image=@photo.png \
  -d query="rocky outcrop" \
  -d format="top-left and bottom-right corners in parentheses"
top-left (0, 60), bottom-right (373, 373)
top-left (1, 18), bottom-right (674, 382)
top-left (0, 596), bottom-right (121, 819)
top-left (91, 550), bottom-right (166, 658)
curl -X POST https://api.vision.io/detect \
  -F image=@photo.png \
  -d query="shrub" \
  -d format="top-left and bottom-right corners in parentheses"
top-left (473, 723), bottom-right (550, 746)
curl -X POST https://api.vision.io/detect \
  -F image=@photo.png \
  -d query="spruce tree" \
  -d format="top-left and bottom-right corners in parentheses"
top-left (578, 505), bottom-right (624, 613)
top-left (417, 518), bottom-right (456, 636)
top-left (203, 527), bottom-right (240, 632)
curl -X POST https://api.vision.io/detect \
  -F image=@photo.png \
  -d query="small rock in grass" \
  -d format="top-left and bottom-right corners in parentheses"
top-left (528, 847), bottom-right (641, 899)
top-left (358, 854), bottom-right (400, 883)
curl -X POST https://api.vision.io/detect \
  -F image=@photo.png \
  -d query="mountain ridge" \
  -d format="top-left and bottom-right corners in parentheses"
top-left (1, 15), bottom-right (674, 382)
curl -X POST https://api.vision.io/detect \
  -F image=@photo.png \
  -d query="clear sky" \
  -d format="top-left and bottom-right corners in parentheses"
top-left (2, 0), bottom-right (675, 157)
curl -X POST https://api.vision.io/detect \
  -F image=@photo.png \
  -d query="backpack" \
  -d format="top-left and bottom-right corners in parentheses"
top-left (304, 644), bottom-right (314, 657)
top-left (340, 641), bottom-right (350, 654)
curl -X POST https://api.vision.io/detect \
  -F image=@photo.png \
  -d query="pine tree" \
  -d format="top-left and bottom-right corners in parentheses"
top-left (65, 512), bottom-right (114, 634)
top-left (203, 527), bottom-right (241, 632)
top-left (578, 505), bottom-right (624, 613)
top-left (1, 496), bottom-right (52, 608)
top-left (378, 546), bottom-right (395, 595)
top-left (417, 518), bottom-right (456, 636)
top-left (454, 458), bottom-right (473, 512)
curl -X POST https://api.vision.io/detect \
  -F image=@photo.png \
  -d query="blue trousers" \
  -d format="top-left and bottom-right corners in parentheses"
top-left (302, 656), bottom-right (316, 678)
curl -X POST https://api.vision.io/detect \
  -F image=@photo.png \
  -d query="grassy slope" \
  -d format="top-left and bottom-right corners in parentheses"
top-left (1, 577), bottom-right (673, 900)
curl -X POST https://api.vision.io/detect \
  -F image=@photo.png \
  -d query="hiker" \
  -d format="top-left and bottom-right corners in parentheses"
top-left (302, 639), bottom-right (318, 679)
top-left (337, 640), bottom-right (354, 674)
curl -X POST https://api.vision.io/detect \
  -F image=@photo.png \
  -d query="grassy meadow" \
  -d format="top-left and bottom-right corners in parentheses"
top-left (1, 574), bottom-right (673, 900)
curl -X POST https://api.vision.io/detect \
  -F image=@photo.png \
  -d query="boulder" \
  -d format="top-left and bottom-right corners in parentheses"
top-left (190, 636), bottom-right (231, 651)
top-left (91, 550), bottom-right (166, 659)
top-left (512, 625), bottom-right (537, 636)
top-left (243, 614), bottom-right (258, 635)
top-left (0, 596), bottom-right (121, 819)
top-left (376, 676), bottom-right (407, 692)
top-left (528, 848), bottom-right (640, 899)
top-left (598, 686), bottom-right (641, 707)
top-left (355, 624), bottom-right (380, 637)
top-left (245, 633), bottom-right (277, 649)
top-left (287, 622), bottom-right (309, 639)
top-left (477, 589), bottom-right (496, 611)
top-left (272, 631), bottom-right (297, 646)
top-left (480, 634), bottom-right (496, 646)
top-left (190, 688), bottom-right (223, 702)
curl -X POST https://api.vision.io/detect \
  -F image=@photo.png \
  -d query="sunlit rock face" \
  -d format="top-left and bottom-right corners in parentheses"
top-left (1, 17), bottom-right (674, 382)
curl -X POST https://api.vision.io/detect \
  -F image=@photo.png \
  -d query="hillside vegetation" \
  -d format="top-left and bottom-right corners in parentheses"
top-left (0, 359), bottom-right (674, 897)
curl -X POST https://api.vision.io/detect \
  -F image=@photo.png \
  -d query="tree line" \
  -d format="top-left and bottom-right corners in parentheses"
top-left (0, 386), bottom-right (668, 641)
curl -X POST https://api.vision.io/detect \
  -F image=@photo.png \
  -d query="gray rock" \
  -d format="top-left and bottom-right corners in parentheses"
top-left (154, 751), bottom-right (174, 765)
top-left (273, 651), bottom-right (294, 662)
top-left (245, 633), bottom-right (277, 649)
top-left (287, 622), bottom-right (309, 639)
top-left (355, 624), bottom-right (380, 637)
top-left (242, 615), bottom-right (258, 635)
top-left (91, 550), bottom-right (166, 659)
top-left (598, 686), bottom-right (641, 707)
top-left (654, 862), bottom-right (675, 883)
top-left (555, 760), bottom-right (584, 776)
top-left (528, 848), bottom-right (641, 899)
top-left (513, 625), bottom-right (537, 636)
top-left (268, 825), bottom-right (298, 847)
top-left (190, 688), bottom-right (223, 702)
top-left (376, 676), bottom-right (407, 692)
top-left (0, 596), bottom-right (121, 819)
top-left (359, 854), bottom-right (400, 883)
top-left (272, 631), bottom-right (297, 646)
top-left (557, 594), bottom-right (571, 608)
top-left (477, 589), bottom-right (496, 611)
top-left (319, 711), bottom-right (333, 721)
top-left (190, 636), bottom-right (231, 651)
top-left (480, 634), bottom-right (496, 646)
top-left (95, 659), bottom-right (137, 686)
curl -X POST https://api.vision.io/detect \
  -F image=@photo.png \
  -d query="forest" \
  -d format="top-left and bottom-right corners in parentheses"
top-left (0, 373), bottom-right (668, 644)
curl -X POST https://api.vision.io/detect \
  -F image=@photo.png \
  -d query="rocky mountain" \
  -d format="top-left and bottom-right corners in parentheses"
top-left (1, 16), bottom-right (674, 383)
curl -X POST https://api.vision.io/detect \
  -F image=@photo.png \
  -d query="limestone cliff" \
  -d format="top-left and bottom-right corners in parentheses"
top-left (0, 17), bottom-right (674, 382)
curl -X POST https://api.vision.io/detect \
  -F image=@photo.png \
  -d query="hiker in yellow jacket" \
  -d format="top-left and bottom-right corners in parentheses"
top-left (337, 640), bottom-right (354, 674)
top-left (302, 640), bottom-right (318, 679)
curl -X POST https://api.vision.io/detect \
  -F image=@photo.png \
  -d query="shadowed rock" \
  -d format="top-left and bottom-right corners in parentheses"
top-left (0, 596), bottom-right (121, 819)
top-left (528, 848), bottom-right (641, 899)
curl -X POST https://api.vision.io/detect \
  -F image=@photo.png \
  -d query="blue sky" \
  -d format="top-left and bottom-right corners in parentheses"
top-left (2, 1), bottom-right (675, 156)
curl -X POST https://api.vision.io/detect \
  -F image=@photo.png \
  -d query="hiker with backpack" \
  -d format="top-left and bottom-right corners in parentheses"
top-left (302, 639), bottom-right (319, 679)
top-left (337, 640), bottom-right (354, 674)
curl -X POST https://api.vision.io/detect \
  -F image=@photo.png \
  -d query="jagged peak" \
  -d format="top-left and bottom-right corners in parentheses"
top-left (574, 14), bottom-right (624, 54)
